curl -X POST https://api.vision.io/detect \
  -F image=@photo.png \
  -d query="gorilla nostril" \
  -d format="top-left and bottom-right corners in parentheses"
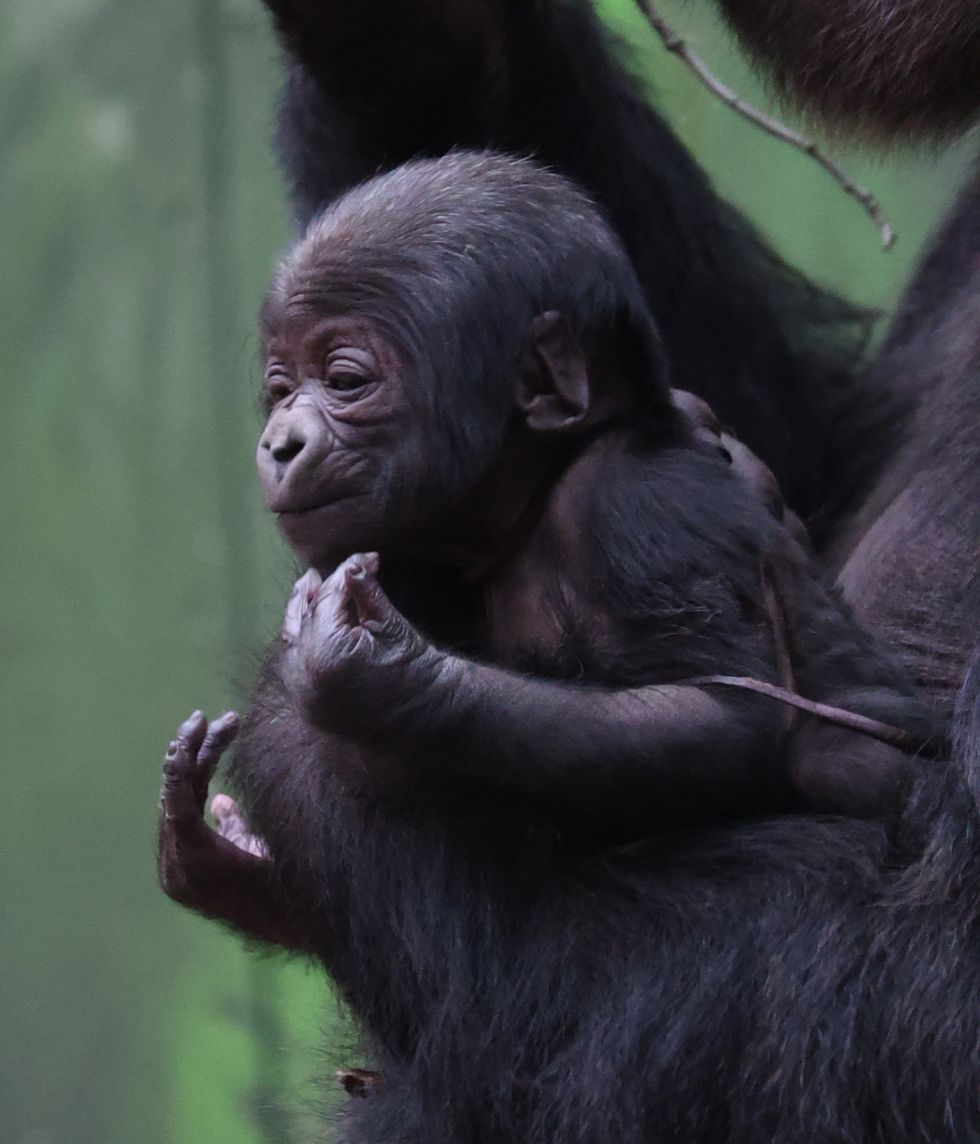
top-left (271, 436), bottom-right (305, 465)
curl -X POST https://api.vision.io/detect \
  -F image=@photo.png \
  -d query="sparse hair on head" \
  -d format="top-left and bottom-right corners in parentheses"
top-left (264, 151), bottom-right (671, 437)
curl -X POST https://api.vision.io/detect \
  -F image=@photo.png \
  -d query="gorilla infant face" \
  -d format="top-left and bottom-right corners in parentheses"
top-left (256, 306), bottom-right (428, 572)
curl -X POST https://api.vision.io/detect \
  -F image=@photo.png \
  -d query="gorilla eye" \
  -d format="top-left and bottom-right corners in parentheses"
top-left (324, 371), bottom-right (368, 393)
top-left (323, 347), bottom-right (376, 394)
top-left (263, 374), bottom-right (294, 410)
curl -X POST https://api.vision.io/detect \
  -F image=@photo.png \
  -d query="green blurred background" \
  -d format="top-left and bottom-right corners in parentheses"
top-left (0, 1), bottom-right (971, 1141)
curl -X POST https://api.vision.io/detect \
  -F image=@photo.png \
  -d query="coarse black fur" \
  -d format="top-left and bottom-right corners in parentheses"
top-left (834, 168), bottom-right (980, 716)
top-left (259, 0), bottom-right (880, 543)
top-left (228, 666), bottom-right (980, 1144)
top-left (715, 0), bottom-right (980, 142)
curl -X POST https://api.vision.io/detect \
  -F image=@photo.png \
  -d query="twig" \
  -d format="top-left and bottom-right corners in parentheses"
top-left (689, 676), bottom-right (928, 751)
top-left (632, 0), bottom-right (896, 250)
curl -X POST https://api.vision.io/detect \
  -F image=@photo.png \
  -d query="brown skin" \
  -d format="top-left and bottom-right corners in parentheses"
top-left (158, 305), bottom-right (921, 946)
top-left (257, 308), bottom-right (630, 575)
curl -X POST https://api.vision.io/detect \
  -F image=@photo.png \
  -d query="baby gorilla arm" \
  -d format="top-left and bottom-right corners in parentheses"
top-left (423, 663), bottom-right (777, 825)
top-left (281, 557), bottom-right (782, 828)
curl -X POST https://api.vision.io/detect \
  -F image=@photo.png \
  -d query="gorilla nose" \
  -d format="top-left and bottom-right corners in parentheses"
top-left (257, 403), bottom-right (321, 498)
top-left (269, 433), bottom-right (305, 465)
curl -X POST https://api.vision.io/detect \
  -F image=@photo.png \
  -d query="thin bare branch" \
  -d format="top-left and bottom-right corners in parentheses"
top-left (690, 677), bottom-right (926, 750)
top-left (632, 0), bottom-right (897, 250)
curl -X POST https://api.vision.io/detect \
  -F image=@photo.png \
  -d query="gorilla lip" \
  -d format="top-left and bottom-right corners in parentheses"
top-left (273, 495), bottom-right (363, 548)
top-left (272, 491), bottom-right (360, 516)
top-left (275, 504), bottom-right (321, 516)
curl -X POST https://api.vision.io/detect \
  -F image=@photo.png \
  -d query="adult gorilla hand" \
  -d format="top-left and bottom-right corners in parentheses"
top-left (280, 554), bottom-right (449, 737)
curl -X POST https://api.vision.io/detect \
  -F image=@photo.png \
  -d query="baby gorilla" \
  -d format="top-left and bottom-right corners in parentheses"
top-left (159, 152), bottom-right (935, 949)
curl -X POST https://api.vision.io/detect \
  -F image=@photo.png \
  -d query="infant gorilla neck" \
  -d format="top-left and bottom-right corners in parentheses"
top-left (471, 433), bottom-right (622, 671)
top-left (396, 427), bottom-right (622, 672)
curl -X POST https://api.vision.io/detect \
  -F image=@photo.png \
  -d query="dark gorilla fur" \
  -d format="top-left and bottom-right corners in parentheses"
top-left (716, 0), bottom-right (980, 141)
top-left (833, 171), bottom-right (980, 715)
top-left (209, 157), bottom-right (978, 1144)
top-left (697, 0), bottom-right (978, 715)
top-left (230, 738), bottom-right (980, 1144)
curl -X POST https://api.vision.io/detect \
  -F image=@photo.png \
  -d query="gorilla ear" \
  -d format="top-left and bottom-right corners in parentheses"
top-left (516, 311), bottom-right (591, 434)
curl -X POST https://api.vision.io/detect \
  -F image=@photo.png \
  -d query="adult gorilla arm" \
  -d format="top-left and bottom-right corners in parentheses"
top-left (258, 0), bottom-right (872, 536)
top-left (263, 0), bottom-right (499, 217)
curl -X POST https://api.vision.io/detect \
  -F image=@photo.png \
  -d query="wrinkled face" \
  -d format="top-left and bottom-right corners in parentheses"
top-left (257, 305), bottom-right (429, 572)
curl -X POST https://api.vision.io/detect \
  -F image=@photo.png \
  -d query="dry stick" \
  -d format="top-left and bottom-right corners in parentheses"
top-left (633, 0), bottom-right (897, 250)
top-left (690, 676), bottom-right (922, 750)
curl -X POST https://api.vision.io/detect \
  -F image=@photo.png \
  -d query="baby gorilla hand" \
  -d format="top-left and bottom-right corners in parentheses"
top-left (281, 553), bottom-right (448, 737)
top-left (157, 711), bottom-right (310, 949)
top-left (158, 711), bottom-right (268, 911)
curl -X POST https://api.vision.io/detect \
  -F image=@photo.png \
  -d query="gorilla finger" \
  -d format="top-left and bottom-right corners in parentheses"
top-left (283, 568), bottom-right (322, 642)
top-left (176, 710), bottom-right (209, 758)
top-left (352, 551), bottom-right (381, 577)
top-left (343, 555), bottom-right (394, 629)
top-left (672, 388), bottom-right (721, 435)
top-left (241, 835), bottom-right (270, 859)
top-left (722, 434), bottom-right (784, 518)
top-left (313, 555), bottom-right (369, 628)
top-left (196, 711), bottom-right (241, 782)
top-left (295, 566), bottom-right (323, 603)
top-left (161, 737), bottom-right (204, 824)
top-left (210, 792), bottom-right (246, 835)
top-left (283, 592), bottom-right (306, 644)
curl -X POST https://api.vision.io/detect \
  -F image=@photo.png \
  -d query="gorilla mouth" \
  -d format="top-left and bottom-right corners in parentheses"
top-left (273, 491), bottom-right (360, 516)
top-left (275, 504), bottom-right (321, 516)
